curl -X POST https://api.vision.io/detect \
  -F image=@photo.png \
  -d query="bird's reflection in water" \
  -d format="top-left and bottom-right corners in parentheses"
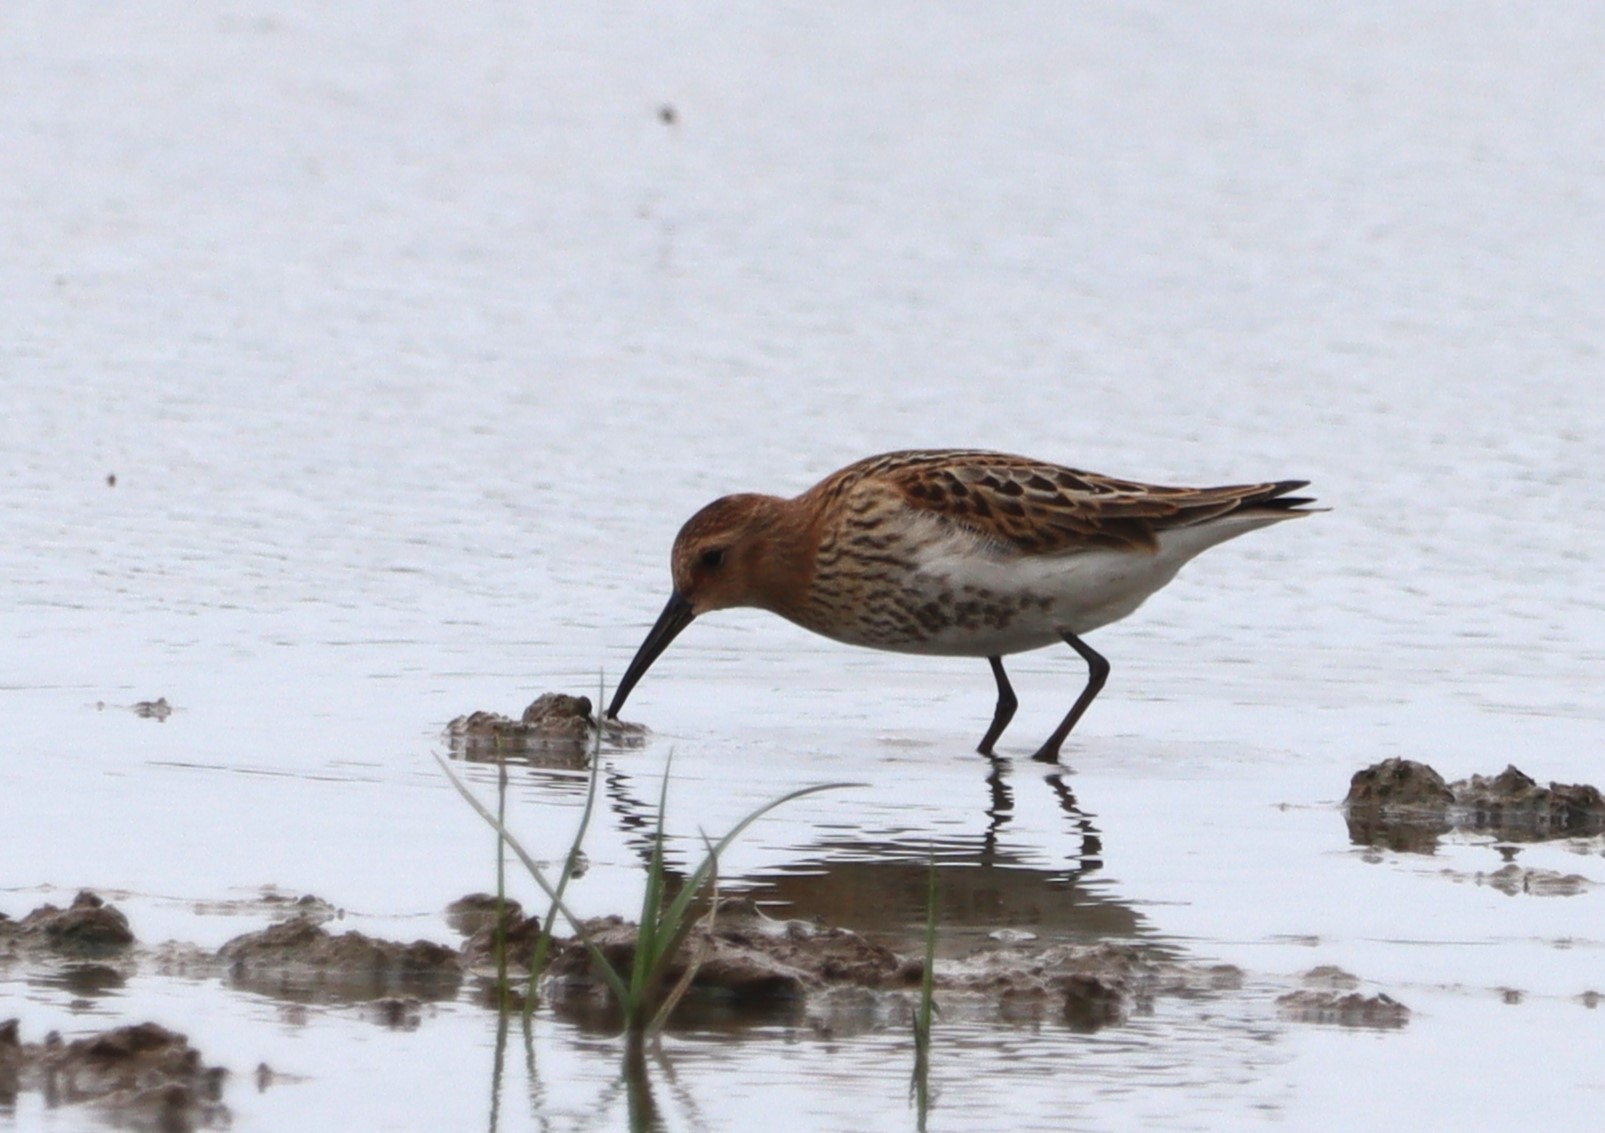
top-left (982, 754), bottom-right (1104, 871)
top-left (470, 746), bottom-right (1147, 953)
top-left (735, 765), bottom-right (1131, 953)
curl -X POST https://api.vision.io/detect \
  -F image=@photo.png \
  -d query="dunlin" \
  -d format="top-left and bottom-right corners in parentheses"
top-left (606, 450), bottom-right (1315, 763)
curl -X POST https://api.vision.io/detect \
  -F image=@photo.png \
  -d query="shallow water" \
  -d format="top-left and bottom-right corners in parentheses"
top-left (4, 1), bottom-right (1604, 1130)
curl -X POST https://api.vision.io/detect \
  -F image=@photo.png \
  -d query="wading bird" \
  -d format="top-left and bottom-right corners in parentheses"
top-left (606, 449), bottom-right (1315, 763)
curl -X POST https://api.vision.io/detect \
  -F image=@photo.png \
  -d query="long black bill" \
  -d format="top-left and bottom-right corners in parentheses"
top-left (606, 591), bottom-right (696, 719)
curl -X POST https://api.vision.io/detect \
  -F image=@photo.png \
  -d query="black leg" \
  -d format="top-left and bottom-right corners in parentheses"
top-left (976, 655), bottom-right (1018, 755)
top-left (1029, 630), bottom-right (1110, 764)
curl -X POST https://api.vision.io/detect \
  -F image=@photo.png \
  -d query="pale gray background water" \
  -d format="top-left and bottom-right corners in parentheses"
top-left (3, 2), bottom-right (1602, 1130)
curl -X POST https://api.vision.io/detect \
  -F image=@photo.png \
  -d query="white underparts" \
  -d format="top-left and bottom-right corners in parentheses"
top-left (882, 509), bottom-right (1296, 657)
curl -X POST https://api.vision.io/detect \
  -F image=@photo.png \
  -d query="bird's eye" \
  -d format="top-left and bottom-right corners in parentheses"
top-left (699, 547), bottom-right (727, 571)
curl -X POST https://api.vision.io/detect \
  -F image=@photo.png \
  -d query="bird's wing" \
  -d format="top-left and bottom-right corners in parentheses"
top-left (834, 449), bottom-right (1311, 555)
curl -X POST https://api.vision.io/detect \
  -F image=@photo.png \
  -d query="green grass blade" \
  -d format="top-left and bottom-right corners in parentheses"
top-left (646, 831), bottom-right (720, 1036)
top-left (640, 781), bottom-right (864, 1028)
top-left (525, 722), bottom-right (608, 1019)
top-left (655, 781), bottom-right (863, 941)
top-left (915, 848), bottom-right (938, 1051)
top-left (432, 751), bottom-right (633, 1010)
top-left (624, 753), bottom-right (679, 1026)
top-left (493, 752), bottom-right (510, 1009)
top-left (437, 749), bottom-right (864, 1039)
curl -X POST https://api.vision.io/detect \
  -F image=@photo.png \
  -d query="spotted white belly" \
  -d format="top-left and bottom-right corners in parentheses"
top-left (879, 511), bottom-right (1288, 657)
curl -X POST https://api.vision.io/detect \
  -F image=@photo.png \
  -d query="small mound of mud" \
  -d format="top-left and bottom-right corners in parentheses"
top-left (1276, 989), bottom-right (1410, 1029)
top-left (1451, 766), bottom-right (1605, 836)
top-left (1346, 758), bottom-right (1456, 810)
top-left (1297, 965), bottom-right (1361, 991)
top-left (219, 916), bottom-right (463, 1002)
top-left (1276, 966), bottom-right (1409, 1028)
top-left (447, 893), bottom-right (526, 938)
top-left (1059, 972), bottom-right (1128, 1032)
top-left (1344, 759), bottom-right (1605, 849)
top-left (0, 1018), bottom-right (228, 1129)
top-left (533, 908), bottom-right (908, 1014)
top-left (0, 891), bottom-right (134, 959)
top-left (446, 692), bottom-right (647, 763)
top-left (933, 939), bottom-right (1243, 1031)
top-left (133, 697), bottom-right (173, 721)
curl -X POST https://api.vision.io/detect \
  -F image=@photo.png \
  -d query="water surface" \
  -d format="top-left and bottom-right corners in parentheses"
top-left (3, 2), bottom-right (1603, 1130)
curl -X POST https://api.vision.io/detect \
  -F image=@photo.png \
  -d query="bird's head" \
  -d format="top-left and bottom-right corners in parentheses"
top-left (606, 493), bottom-right (794, 719)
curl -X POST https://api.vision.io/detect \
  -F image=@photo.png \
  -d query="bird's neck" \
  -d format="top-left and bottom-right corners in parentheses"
top-left (742, 494), bottom-right (822, 622)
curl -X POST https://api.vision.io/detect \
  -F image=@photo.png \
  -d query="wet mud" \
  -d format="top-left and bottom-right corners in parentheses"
top-left (537, 906), bottom-right (912, 1023)
top-left (930, 940), bottom-right (1244, 1029)
top-left (472, 898), bottom-right (1272, 1036)
top-left (1344, 758), bottom-right (1605, 851)
top-left (219, 917), bottom-right (464, 1003)
top-left (446, 892), bottom-right (524, 937)
top-left (446, 692), bottom-right (647, 763)
top-left (0, 1018), bottom-right (228, 1131)
top-left (0, 891), bottom-right (135, 960)
top-left (1272, 966), bottom-right (1410, 1029)
top-left (1, 891), bottom-right (1413, 1038)
top-left (2, 893), bottom-right (462, 1008)
top-left (1275, 990), bottom-right (1410, 1028)
top-left (1, 881), bottom-right (1418, 1127)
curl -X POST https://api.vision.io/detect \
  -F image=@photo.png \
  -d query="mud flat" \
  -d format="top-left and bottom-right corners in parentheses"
top-left (467, 897), bottom-right (1391, 1035)
top-left (1, 879), bottom-right (1423, 1126)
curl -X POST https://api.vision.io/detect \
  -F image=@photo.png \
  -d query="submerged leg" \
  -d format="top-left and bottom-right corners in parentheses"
top-left (976, 656), bottom-right (1018, 756)
top-left (1029, 630), bottom-right (1110, 764)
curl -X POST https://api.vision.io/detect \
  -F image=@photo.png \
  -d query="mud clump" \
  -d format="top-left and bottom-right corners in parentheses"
top-left (1346, 758), bottom-right (1456, 810)
top-left (447, 893), bottom-right (526, 938)
top-left (1450, 766), bottom-right (1605, 837)
top-left (219, 916), bottom-right (463, 1002)
top-left (1344, 758), bottom-right (1605, 849)
top-left (133, 697), bottom-right (173, 721)
top-left (521, 693), bottom-right (602, 737)
top-left (1275, 965), bottom-right (1410, 1028)
top-left (1060, 972), bottom-right (1128, 1032)
top-left (1276, 989), bottom-right (1410, 1028)
top-left (1298, 965), bottom-right (1361, 991)
top-left (0, 1018), bottom-right (228, 1129)
top-left (0, 891), bottom-right (135, 959)
top-left (931, 939), bottom-right (1243, 1031)
top-left (536, 907), bottom-right (909, 1019)
top-left (446, 692), bottom-right (647, 762)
